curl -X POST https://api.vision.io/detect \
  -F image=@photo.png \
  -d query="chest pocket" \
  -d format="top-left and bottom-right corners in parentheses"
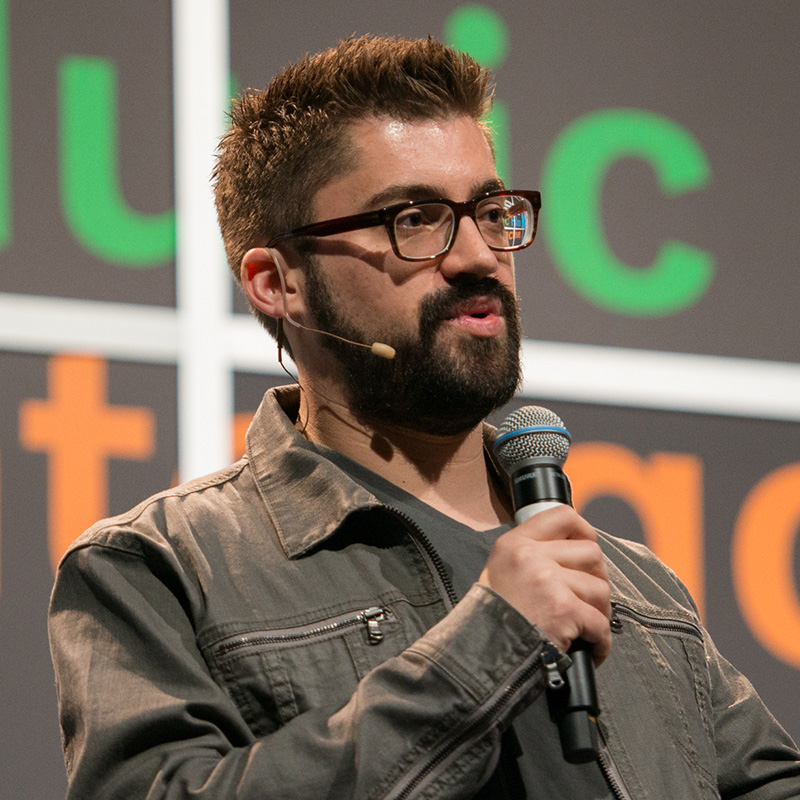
top-left (203, 604), bottom-right (409, 737)
top-left (600, 601), bottom-right (718, 798)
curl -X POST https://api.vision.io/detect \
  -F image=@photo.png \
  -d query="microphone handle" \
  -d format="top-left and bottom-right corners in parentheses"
top-left (554, 640), bottom-right (599, 764)
top-left (512, 465), bottom-right (600, 764)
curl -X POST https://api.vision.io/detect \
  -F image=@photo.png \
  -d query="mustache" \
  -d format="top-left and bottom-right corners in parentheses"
top-left (418, 277), bottom-right (519, 333)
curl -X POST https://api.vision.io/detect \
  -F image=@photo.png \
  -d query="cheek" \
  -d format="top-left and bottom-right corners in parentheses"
top-left (323, 258), bottom-right (427, 313)
top-left (349, 283), bottom-right (418, 329)
top-left (493, 258), bottom-right (517, 297)
top-left (315, 267), bottom-right (403, 331)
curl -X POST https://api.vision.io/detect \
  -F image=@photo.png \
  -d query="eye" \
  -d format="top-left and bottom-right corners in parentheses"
top-left (394, 204), bottom-right (450, 236)
top-left (477, 201), bottom-right (505, 226)
top-left (395, 209), bottom-right (428, 229)
top-left (396, 205), bottom-right (440, 227)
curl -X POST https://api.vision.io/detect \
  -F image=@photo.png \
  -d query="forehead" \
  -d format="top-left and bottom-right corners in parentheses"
top-left (313, 115), bottom-right (499, 216)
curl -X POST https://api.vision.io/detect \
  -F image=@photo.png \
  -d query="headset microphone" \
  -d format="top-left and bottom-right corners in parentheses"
top-left (268, 249), bottom-right (396, 360)
top-left (367, 342), bottom-right (397, 359)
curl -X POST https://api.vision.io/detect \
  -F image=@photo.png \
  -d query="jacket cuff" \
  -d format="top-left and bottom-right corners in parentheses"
top-left (407, 582), bottom-right (547, 704)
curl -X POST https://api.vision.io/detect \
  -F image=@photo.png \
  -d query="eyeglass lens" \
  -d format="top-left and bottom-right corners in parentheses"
top-left (392, 194), bottom-right (534, 259)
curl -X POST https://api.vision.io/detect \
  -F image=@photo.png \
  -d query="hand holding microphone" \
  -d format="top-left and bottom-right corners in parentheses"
top-left (480, 406), bottom-right (611, 763)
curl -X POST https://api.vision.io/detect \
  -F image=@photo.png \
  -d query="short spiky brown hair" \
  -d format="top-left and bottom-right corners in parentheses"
top-left (213, 35), bottom-right (493, 340)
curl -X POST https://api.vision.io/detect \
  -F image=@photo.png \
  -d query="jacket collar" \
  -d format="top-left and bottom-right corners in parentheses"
top-left (245, 385), bottom-right (381, 559)
top-left (246, 385), bottom-right (507, 559)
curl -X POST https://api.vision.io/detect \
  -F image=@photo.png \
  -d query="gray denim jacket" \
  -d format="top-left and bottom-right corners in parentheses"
top-left (49, 385), bottom-right (800, 799)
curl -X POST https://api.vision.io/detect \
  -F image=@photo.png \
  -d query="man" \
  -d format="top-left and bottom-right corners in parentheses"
top-left (49, 35), bottom-right (800, 799)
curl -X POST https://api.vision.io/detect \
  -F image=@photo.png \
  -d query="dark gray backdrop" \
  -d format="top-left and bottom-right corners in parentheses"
top-left (1, 2), bottom-right (798, 797)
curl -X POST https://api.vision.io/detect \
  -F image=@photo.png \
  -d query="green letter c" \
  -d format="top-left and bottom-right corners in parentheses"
top-left (541, 109), bottom-right (713, 316)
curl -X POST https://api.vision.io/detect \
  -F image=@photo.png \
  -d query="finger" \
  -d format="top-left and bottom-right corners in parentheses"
top-left (506, 536), bottom-right (609, 583)
top-left (524, 565), bottom-right (611, 627)
top-left (557, 568), bottom-right (613, 620)
top-left (575, 605), bottom-right (613, 667)
top-left (542, 593), bottom-right (613, 665)
top-left (515, 505), bottom-right (598, 543)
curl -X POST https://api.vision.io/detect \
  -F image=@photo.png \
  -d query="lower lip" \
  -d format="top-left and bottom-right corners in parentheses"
top-left (445, 313), bottom-right (505, 337)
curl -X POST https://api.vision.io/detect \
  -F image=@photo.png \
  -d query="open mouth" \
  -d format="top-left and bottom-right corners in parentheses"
top-left (440, 296), bottom-right (506, 337)
top-left (445, 297), bottom-right (503, 321)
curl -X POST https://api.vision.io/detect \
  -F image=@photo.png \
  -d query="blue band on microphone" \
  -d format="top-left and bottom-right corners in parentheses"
top-left (493, 425), bottom-right (571, 452)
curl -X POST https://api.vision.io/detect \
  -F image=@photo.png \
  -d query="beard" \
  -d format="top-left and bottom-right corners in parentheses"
top-left (303, 263), bottom-right (522, 435)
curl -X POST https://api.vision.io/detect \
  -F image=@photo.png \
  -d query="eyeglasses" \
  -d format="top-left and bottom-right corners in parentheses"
top-left (266, 189), bottom-right (541, 261)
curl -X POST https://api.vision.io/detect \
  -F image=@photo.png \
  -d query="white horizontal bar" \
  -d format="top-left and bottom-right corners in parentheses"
top-left (224, 310), bottom-right (287, 373)
top-left (0, 293), bottom-right (178, 362)
top-left (521, 339), bottom-right (800, 422)
top-left (0, 293), bottom-right (286, 372)
top-left (2, 292), bottom-right (799, 422)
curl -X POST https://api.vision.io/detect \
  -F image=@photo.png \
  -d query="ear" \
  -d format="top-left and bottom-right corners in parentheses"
top-left (240, 247), bottom-right (305, 321)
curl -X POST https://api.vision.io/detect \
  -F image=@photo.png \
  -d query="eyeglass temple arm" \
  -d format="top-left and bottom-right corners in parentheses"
top-left (266, 209), bottom-right (387, 247)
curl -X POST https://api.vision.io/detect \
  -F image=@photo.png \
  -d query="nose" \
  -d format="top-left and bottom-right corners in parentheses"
top-left (437, 214), bottom-right (504, 281)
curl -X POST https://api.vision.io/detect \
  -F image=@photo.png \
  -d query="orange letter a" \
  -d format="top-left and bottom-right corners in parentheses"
top-left (567, 443), bottom-right (705, 618)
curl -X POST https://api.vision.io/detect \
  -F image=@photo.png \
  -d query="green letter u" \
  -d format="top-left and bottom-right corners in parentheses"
top-left (59, 56), bottom-right (175, 267)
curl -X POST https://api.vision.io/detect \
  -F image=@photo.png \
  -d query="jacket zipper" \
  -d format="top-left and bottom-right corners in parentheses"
top-left (212, 606), bottom-right (391, 657)
top-left (597, 733), bottom-right (633, 800)
top-left (539, 641), bottom-right (566, 690)
top-left (382, 506), bottom-right (459, 608)
top-left (611, 601), bottom-right (704, 641)
top-left (212, 503), bottom-right (447, 658)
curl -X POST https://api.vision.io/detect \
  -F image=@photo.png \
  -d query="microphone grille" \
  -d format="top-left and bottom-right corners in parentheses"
top-left (494, 405), bottom-right (571, 470)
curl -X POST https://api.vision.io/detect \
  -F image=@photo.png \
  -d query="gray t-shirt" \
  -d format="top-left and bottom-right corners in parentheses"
top-left (317, 445), bottom-right (614, 799)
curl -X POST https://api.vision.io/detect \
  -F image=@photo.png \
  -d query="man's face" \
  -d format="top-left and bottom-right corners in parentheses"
top-left (295, 116), bottom-right (522, 435)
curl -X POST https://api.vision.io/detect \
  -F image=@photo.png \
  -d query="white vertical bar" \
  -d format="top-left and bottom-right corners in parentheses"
top-left (172, 0), bottom-right (232, 481)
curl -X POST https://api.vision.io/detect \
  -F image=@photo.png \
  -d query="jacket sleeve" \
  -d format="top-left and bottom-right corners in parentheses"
top-left (708, 634), bottom-right (800, 799)
top-left (49, 541), bottom-right (548, 800)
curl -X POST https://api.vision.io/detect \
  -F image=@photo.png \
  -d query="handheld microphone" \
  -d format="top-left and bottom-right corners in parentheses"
top-left (269, 249), bottom-right (396, 360)
top-left (494, 405), bottom-right (600, 764)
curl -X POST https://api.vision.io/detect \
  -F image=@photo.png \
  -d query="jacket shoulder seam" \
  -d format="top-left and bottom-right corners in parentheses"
top-left (58, 458), bottom-right (251, 566)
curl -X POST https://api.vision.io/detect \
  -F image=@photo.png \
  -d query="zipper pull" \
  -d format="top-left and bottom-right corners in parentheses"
top-left (610, 601), bottom-right (623, 633)
top-left (540, 642), bottom-right (565, 689)
top-left (362, 607), bottom-right (386, 645)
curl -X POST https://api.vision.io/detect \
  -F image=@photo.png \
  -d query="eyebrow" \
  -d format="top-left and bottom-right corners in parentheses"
top-left (361, 177), bottom-right (507, 213)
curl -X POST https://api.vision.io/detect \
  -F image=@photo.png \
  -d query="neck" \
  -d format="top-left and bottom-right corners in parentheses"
top-left (296, 380), bottom-right (511, 530)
